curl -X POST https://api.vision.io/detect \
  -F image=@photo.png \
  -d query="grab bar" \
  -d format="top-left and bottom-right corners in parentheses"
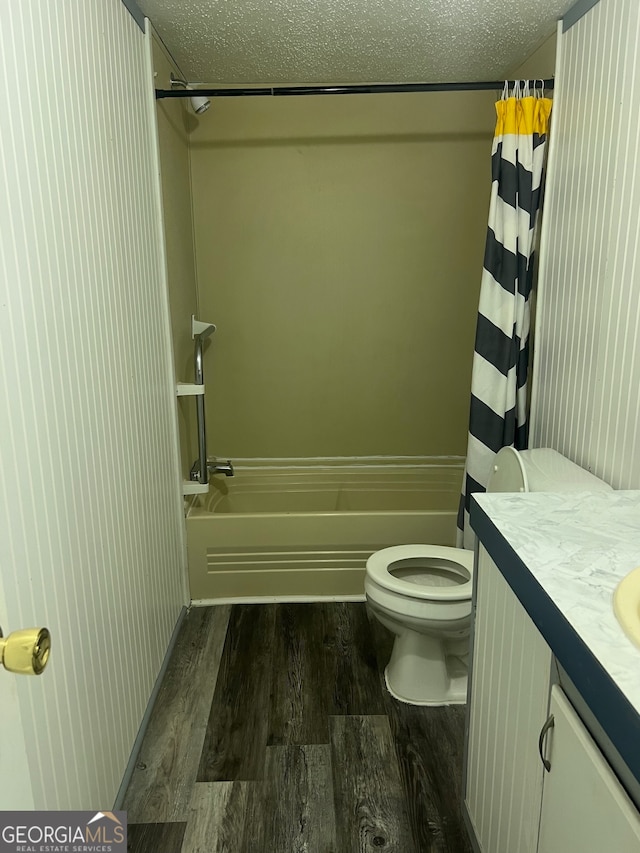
top-left (190, 318), bottom-right (216, 486)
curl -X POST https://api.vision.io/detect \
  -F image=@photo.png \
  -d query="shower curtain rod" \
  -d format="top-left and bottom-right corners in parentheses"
top-left (155, 78), bottom-right (554, 99)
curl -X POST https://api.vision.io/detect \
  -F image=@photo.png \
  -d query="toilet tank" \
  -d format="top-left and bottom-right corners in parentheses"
top-left (487, 447), bottom-right (613, 493)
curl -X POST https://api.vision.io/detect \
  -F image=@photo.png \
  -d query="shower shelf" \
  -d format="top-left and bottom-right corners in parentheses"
top-left (176, 382), bottom-right (205, 396)
top-left (183, 480), bottom-right (208, 496)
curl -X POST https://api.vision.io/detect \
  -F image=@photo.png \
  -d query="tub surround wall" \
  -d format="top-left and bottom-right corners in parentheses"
top-left (151, 33), bottom-right (200, 482)
top-left (189, 91), bottom-right (494, 459)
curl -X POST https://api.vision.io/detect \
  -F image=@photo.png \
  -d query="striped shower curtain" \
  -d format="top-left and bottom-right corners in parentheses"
top-left (457, 83), bottom-right (552, 549)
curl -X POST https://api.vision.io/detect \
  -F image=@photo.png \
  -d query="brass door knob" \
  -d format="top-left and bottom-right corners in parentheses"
top-left (0, 627), bottom-right (51, 675)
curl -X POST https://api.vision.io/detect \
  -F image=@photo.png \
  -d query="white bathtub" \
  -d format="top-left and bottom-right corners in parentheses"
top-left (186, 459), bottom-right (463, 601)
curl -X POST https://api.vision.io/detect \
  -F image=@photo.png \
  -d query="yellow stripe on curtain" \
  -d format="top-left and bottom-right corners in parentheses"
top-left (495, 96), bottom-right (553, 136)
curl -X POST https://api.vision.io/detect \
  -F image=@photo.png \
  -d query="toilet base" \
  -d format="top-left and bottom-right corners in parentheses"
top-left (384, 628), bottom-right (468, 706)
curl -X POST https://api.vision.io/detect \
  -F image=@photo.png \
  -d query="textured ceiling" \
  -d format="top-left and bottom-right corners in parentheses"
top-left (140, 0), bottom-right (574, 84)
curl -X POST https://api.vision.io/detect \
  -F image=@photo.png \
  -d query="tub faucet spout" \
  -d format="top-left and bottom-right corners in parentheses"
top-left (208, 458), bottom-right (234, 477)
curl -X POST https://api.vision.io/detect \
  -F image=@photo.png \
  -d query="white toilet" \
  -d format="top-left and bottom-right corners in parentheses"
top-left (365, 447), bottom-right (612, 706)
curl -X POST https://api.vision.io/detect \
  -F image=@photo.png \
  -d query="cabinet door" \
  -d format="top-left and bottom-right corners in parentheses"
top-left (465, 547), bottom-right (553, 853)
top-left (538, 686), bottom-right (640, 853)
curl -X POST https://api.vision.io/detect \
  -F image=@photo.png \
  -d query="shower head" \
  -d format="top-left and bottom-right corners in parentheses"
top-left (189, 92), bottom-right (211, 115)
top-left (170, 74), bottom-right (211, 115)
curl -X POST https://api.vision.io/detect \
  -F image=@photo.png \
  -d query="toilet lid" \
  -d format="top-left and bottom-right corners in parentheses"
top-left (366, 544), bottom-right (474, 601)
top-left (487, 446), bottom-right (528, 492)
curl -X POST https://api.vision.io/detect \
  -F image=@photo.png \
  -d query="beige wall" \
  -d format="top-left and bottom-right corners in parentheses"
top-left (152, 35), bottom-right (199, 479)
top-left (510, 30), bottom-right (557, 78)
top-left (189, 91), bottom-right (495, 458)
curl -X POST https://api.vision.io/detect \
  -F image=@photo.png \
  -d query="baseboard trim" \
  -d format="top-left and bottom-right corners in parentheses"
top-left (562, 0), bottom-right (600, 31)
top-left (120, 0), bottom-right (145, 30)
top-left (462, 799), bottom-right (483, 853)
top-left (113, 605), bottom-right (187, 809)
top-left (191, 594), bottom-right (367, 605)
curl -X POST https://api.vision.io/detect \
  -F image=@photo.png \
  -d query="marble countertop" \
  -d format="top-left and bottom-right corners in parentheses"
top-left (471, 490), bottom-right (640, 782)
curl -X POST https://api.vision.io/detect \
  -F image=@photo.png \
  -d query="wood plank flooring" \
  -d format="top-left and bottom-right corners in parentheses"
top-left (125, 605), bottom-right (231, 823)
top-left (124, 602), bottom-right (472, 853)
top-left (331, 715), bottom-right (416, 853)
top-left (198, 605), bottom-right (276, 782)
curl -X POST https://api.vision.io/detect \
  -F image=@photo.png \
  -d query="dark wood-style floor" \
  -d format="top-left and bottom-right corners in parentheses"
top-left (124, 603), bottom-right (472, 853)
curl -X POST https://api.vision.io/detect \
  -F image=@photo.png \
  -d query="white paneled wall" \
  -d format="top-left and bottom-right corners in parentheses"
top-left (0, 0), bottom-right (186, 809)
top-left (531, 0), bottom-right (640, 487)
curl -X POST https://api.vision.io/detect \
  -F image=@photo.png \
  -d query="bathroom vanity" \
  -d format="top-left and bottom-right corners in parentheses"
top-left (464, 491), bottom-right (640, 853)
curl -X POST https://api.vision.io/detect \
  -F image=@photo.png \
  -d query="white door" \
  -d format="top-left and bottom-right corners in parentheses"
top-left (538, 686), bottom-right (640, 853)
top-left (0, 588), bottom-right (35, 807)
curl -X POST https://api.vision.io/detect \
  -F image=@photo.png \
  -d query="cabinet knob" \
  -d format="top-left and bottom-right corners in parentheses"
top-left (538, 713), bottom-right (555, 771)
top-left (0, 626), bottom-right (51, 675)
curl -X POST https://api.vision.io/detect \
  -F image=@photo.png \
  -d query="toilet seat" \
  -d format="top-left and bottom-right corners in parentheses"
top-left (366, 544), bottom-right (474, 602)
